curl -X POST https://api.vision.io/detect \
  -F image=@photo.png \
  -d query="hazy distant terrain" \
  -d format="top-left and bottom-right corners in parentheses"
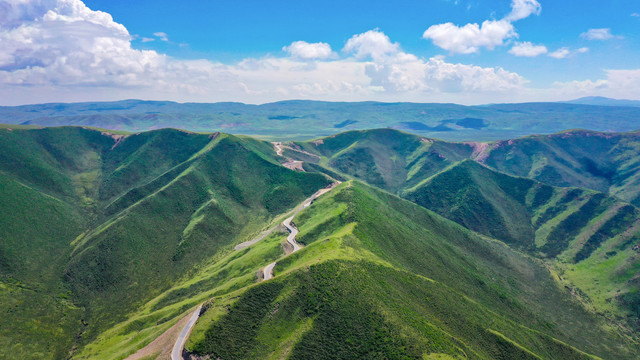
top-left (2, 98), bottom-right (640, 140)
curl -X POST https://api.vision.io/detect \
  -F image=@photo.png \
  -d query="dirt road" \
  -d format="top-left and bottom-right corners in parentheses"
top-left (170, 305), bottom-right (202, 360)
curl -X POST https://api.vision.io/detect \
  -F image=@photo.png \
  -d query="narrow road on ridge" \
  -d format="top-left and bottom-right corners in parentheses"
top-left (170, 142), bottom-right (338, 359)
top-left (170, 305), bottom-right (202, 360)
top-left (262, 183), bottom-right (337, 280)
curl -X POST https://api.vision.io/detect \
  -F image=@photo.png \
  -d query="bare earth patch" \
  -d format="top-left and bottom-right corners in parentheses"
top-left (125, 307), bottom-right (200, 360)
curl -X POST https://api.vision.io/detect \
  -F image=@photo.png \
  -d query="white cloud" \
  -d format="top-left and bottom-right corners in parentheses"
top-left (548, 47), bottom-right (589, 59)
top-left (0, 7), bottom-right (528, 105)
top-left (553, 69), bottom-right (640, 99)
top-left (283, 41), bottom-right (333, 60)
top-left (141, 37), bottom-right (155, 43)
top-left (505, 0), bottom-right (542, 21)
top-left (632, 13), bottom-right (640, 18)
top-left (343, 30), bottom-right (401, 61)
top-left (509, 41), bottom-right (547, 57)
top-left (581, 28), bottom-right (614, 40)
top-left (423, 0), bottom-right (541, 54)
top-left (153, 32), bottom-right (168, 41)
top-left (548, 47), bottom-right (570, 59)
top-left (423, 20), bottom-right (515, 54)
top-left (343, 30), bottom-right (525, 94)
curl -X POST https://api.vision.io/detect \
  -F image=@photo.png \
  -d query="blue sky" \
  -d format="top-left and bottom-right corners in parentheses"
top-left (0, 0), bottom-right (638, 104)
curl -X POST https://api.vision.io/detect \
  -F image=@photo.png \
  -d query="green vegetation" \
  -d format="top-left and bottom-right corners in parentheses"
top-left (0, 126), bottom-right (329, 359)
top-left (481, 130), bottom-right (640, 207)
top-left (284, 129), bottom-right (640, 328)
top-left (188, 182), bottom-right (634, 359)
top-left (2, 125), bottom-right (640, 359)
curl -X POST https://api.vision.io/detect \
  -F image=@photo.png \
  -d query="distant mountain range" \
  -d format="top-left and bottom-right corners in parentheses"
top-left (564, 96), bottom-right (640, 107)
top-left (2, 99), bottom-right (640, 141)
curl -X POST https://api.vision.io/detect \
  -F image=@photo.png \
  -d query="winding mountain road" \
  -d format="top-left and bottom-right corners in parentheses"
top-left (169, 142), bottom-right (339, 359)
top-left (262, 184), bottom-right (337, 280)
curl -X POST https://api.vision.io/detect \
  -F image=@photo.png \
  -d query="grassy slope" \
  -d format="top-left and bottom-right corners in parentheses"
top-left (2, 126), bottom-right (640, 359)
top-left (286, 129), bottom-right (640, 329)
top-left (481, 130), bottom-right (640, 207)
top-left (403, 160), bottom-right (640, 325)
top-left (293, 129), bottom-right (640, 208)
top-left (187, 182), bottom-right (638, 359)
top-left (293, 129), bottom-right (474, 193)
top-left (0, 127), bottom-right (330, 359)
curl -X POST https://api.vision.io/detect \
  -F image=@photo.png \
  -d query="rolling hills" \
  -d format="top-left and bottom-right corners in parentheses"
top-left (185, 181), bottom-right (637, 359)
top-left (2, 99), bottom-right (640, 141)
top-left (0, 126), bottom-right (330, 358)
top-left (282, 129), bottom-right (640, 327)
top-left (1, 125), bottom-right (640, 359)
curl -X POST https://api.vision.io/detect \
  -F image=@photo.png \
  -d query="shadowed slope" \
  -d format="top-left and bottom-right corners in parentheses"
top-left (0, 127), bottom-right (330, 359)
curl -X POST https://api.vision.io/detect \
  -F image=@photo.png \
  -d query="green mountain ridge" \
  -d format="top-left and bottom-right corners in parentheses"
top-left (1, 126), bottom-right (640, 359)
top-left (283, 129), bottom-right (640, 327)
top-left (186, 181), bottom-right (636, 359)
top-left (0, 126), bottom-right (330, 358)
top-left (404, 160), bottom-right (640, 324)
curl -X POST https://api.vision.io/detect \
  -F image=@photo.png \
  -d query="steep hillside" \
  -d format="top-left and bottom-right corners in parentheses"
top-left (185, 182), bottom-right (638, 359)
top-left (290, 129), bottom-right (640, 207)
top-left (0, 126), bottom-right (330, 359)
top-left (284, 129), bottom-right (640, 330)
top-left (292, 129), bottom-right (475, 193)
top-left (404, 160), bottom-right (640, 325)
top-left (479, 130), bottom-right (640, 207)
top-left (3, 126), bottom-right (640, 359)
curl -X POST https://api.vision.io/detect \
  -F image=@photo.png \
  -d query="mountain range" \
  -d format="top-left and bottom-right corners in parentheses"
top-left (1, 122), bottom-right (640, 359)
top-left (2, 99), bottom-right (640, 141)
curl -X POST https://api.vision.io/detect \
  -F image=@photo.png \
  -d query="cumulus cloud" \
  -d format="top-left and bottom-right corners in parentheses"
top-left (581, 28), bottom-right (614, 40)
top-left (283, 41), bottom-right (333, 60)
top-left (509, 41), bottom-right (547, 57)
top-left (343, 30), bottom-right (525, 94)
top-left (423, 0), bottom-right (541, 54)
top-left (0, 0), bottom-right (236, 93)
top-left (343, 30), bottom-right (401, 61)
top-left (0, 1), bottom-right (557, 105)
top-left (423, 20), bottom-right (515, 54)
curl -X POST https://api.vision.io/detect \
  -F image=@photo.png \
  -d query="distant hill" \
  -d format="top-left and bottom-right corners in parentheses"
top-left (564, 96), bottom-right (640, 107)
top-left (2, 99), bottom-right (640, 141)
